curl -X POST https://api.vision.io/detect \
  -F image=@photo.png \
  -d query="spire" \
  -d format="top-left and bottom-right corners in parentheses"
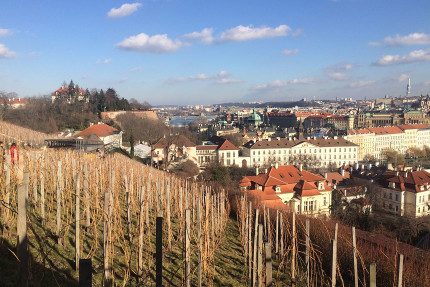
top-left (406, 77), bottom-right (411, 98)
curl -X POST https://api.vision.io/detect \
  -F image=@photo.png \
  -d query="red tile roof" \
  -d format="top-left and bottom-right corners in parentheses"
top-left (75, 124), bottom-right (120, 139)
top-left (217, 139), bottom-right (238, 151)
top-left (242, 165), bottom-right (332, 198)
top-left (368, 126), bottom-right (404, 135)
top-left (385, 170), bottom-right (430, 193)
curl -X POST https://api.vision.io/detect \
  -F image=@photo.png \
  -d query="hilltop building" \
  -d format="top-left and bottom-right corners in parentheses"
top-left (51, 83), bottom-right (89, 103)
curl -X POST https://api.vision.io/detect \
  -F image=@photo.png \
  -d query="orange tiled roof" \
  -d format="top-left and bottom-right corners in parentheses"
top-left (75, 124), bottom-right (120, 139)
top-left (368, 126), bottom-right (404, 135)
top-left (217, 139), bottom-right (238, 151)
top-left (243, 165), bottom-right (332, 197)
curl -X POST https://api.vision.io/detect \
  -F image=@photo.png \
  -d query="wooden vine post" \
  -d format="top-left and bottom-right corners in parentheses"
top-left (75, 174), bottom-right (80, 272)
top-left (306, 219), bottom-right (310, 287)
top-left (156, 217), bottom-right (163, 287)
top-left (185, 209), bottom-right (191, 287)
top-left (197, 198), bottom-right (202, 287)
top-left (56, 161), bottom-right (62, 246)
top-left (352, 226), bottom-right (358, 287)
top-left (291, 211), bottom-right (296, 287)
top-left (17, 173), bottom-right (29, 287)
top-left (103, 190), bottom-right (111, 287)
top-left (331, 223), bottom-right (338, 287)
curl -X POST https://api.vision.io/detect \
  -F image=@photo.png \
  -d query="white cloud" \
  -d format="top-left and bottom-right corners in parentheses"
top-left (0, 44), bottom-right (16, 59)
top-left (328, 72), bottom-right (349, 81)
top-left (96, 58), bottom-right (111, 64)
top-left (116, 33), bottom-right (184, 53)
top-left (189, 70), bottom-right (228, 81)
top-left (0, 29), bottom-right (11, 37)
top-left (255, 78), bottom-right (318, 90)
top-left (282, 49), bottom-right (299, 55)
top-left (219, 25), bottom-right (291, 42)
top-left (397, 73), bottom-right (410, 82)
top-left (370, 32), bottom-right (430, 46)
top-left (183, 28), bottom-right (214, 44)
top-left (325, 62), bottom-right (353, 72)
top-left (166, 70), bottom-right (242, 84)
top-left (130, 66), bottom-right (142, 72)
top-left (349, 80), bottom-right (375, 88)
top-left (119, 77), bottom-right (128, 83)
top-left (107, 3), bottom-right (142, 18)
top-left (216, 78), bottom-right (243, 84)
top-left (372, 49), bottom-right (430, 66)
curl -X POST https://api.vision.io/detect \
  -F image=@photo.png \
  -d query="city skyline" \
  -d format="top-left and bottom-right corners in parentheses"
top-left (1, 0), bottom-right (430, 105)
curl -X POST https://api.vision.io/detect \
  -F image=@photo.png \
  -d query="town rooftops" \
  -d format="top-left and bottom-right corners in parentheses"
top-left (75, 123), bottom-right (120, 139)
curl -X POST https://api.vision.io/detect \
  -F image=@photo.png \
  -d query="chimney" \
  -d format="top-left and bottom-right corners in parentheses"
top-left (264, 168), bottom-right (268, 174)
top-left (367, 163), bottom-right (372, 170)
top-left (405, 171), bottom-right (408, 177)
top-left (344, 190), bottom-right (347, 197)
top-left (340, 169), bottom-right (345, 177)
top-left (324, 172), bottom-right (328, 179)
top-left (334, 136), bottom-right (338, 140)
top-left (255, 167), bottom-right (259, 175)
top-left (267, 138), bottom-right (271, 141)
top-left (395, 171), bottom-right (399, 176)
top-left (307, 137), bottom-right (310, 140)
top-left (299, 164), bottom-right (303, 171)
top-left (275, 162), bottom-right (278, 169)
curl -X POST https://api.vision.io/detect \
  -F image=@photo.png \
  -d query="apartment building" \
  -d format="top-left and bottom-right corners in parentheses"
top-left (377, 170), bottom-right (430, 218)
top-left (346, 124), bottom-right (430, 161)
top-left (245, 136), bottom-right (358, 168)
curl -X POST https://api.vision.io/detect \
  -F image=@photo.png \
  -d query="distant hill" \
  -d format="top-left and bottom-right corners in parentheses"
top-left (219, 100), bottom-right (322, 109)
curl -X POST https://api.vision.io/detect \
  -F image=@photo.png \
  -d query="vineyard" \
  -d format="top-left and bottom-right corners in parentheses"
top-left (1, 120), bottom-right (430, 286)
top-left (0, 148), bottom-right (235, 286)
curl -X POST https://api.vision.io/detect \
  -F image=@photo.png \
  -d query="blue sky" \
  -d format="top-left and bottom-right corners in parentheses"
top-left (1, 0), bottom-right (430, 105)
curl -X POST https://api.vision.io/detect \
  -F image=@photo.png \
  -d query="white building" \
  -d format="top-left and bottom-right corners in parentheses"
top-left (244, 136), bottom-right (358, 168)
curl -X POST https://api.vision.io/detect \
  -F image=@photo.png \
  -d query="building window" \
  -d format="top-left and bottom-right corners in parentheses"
top-left (395, 194), bottom-right (399, 201)
top-left (304, 201), bottom-right (308, 211)
top-left (324, 197), bottom-right (327, 206)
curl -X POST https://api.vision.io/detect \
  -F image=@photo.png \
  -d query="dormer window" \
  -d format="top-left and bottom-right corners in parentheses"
top-left (318, 182), bottom-right (324, 190)
top-left (275, 186), bottom-right (281, 193)
top-left (389, 182), bottom-right (395, 189)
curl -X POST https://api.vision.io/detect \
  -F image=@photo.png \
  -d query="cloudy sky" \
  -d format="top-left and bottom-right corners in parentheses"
top-left (1, 0), bottom-right (430, 105)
